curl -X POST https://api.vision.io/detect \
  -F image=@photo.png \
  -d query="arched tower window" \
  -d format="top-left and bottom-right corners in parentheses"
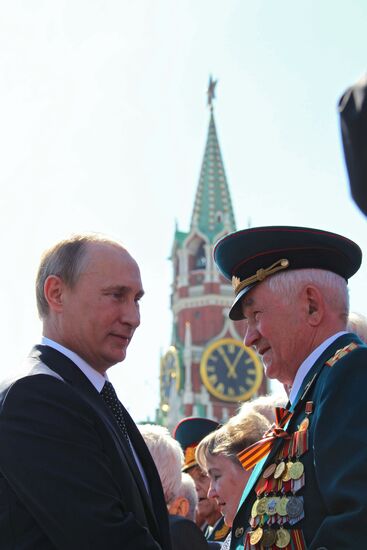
top-left (193, 241), bottom-right (206, 270)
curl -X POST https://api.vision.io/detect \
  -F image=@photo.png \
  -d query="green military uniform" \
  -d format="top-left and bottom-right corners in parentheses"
top-left (230, 334), bottom-right (367, 549)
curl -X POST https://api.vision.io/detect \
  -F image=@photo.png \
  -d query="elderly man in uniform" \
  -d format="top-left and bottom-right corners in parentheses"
top-left (213, 225), bottom-right (367, 550)
top-left (174, 417), bottom-right (230, 544)
top-left (0, 233), bottom-right (171, 550)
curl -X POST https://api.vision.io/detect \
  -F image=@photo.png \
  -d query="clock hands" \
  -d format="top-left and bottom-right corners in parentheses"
top-left (217, 346), bottom-right (245, 379)
top-left (200, 338), bottom-right (263, 402)
top-left (232, 347), bottom-right (245, 373)
top-left (217, 346), bottom-right (236, 377)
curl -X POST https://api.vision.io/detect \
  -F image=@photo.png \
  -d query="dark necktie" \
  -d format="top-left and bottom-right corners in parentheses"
top-left (100, 381), bottom-right (130, 442)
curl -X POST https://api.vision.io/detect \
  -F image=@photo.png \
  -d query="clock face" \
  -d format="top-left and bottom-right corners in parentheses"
top-left (160, 346), bottom-right (180, 410)
top-left (200, 338), bottom-right (263, 402)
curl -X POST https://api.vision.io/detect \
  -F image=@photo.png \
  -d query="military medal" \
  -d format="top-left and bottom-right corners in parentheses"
top-left (275, 527), bottom-right (291, 548)
top-left (261, 528), bottom-right (277, 547)
top-left (246, 394), bottom-right (314, 549)
top-left (286, 496), bottom-right (304, 519)
top-left (256, 496), bottom-right (268, 515)
top-left (282, 460), bottom-right (292, 482)
top-left (274, 461), bottom-right (286, 479)
top-left (289, 461), bottom-right (304, 480)
top-left (276, 496), bottom-right (289, 517)
top-left (251, 499), bottom-right (259, 518)
top-left (266, 496), bottom-right (279, 516)
top-left (263, 462), bottom-right (277, 479)
top-left (249, 526), bottom-right (263, 545)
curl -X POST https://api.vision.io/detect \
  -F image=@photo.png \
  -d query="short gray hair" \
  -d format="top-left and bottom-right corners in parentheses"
top-left (138, 423), bottom-right (184, 505)
top-left (36, 233), bottom-right (124, 318)
top-left (265, 268), bottom-right (349, 319)
top-left (178, 473), bottom-right (198, 521)
top-left (348, 312), bottom-right (367, 343)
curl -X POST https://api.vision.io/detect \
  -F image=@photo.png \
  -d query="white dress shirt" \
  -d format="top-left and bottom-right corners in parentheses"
top-left (289, 331), bottom-right (347, 405)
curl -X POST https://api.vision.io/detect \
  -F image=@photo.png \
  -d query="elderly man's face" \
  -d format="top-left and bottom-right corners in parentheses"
top-left (242, 282), bottom-right (307, 386)
top-left (57, 243), bottom-right (143, 373)
top-left (188, 465), bottom-right (220, 524)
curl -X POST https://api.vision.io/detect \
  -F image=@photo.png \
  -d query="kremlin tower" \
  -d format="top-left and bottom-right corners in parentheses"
top-left (158, 79), bottom-right (267, 430)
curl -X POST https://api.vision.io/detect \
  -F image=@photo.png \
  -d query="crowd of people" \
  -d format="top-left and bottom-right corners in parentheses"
top-left (0, 75), bottom-right (366, 548)
top-left (0, 221), bottom-right (365, 550)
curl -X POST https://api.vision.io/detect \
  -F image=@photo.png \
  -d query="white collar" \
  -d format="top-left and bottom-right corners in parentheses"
top-left (41, 336), bottom-right (107, 392)
top-left (289, 331), bottom-right (347, 405)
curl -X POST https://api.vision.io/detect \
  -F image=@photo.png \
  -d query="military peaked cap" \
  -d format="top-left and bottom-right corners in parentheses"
top-left (214, 225), bottom-right (362, 320)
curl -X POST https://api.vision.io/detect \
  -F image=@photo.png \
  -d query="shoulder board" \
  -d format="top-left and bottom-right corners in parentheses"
top-left (213, 522), bottom-right (230, 541)
top-left (326, 342), bottom-right (359, 367)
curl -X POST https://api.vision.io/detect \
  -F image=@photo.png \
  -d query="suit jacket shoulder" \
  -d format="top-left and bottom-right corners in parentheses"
top-left (0, 347), bottom-right (171, 550)
top-left (169, 515), bottom-right (208, 550)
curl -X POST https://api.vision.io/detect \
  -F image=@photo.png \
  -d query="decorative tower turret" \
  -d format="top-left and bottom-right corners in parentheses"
top-left (159, 78), bottom-right (266, 429)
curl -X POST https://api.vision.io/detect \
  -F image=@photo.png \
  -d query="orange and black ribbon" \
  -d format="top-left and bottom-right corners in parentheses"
top-left (237, 407), bottom-right (293, 470)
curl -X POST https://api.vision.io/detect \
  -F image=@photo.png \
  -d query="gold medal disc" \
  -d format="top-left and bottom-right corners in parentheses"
top-left (251, 499), bottom-right (258, 518)
top-left (250, 526), bottom-right (263, 545)
top-left (275, 528), bottom-right (291, 548)
top-left (256, 496), bottom-right (268, 515)
top-left (282, 461), bottom-right (292, 482)
top-left (289, 461), bottom-right (304, 480)
top-left (274, 461), bottom-right (286, 479)
top-left (276, 496), bottom-right (289, 517)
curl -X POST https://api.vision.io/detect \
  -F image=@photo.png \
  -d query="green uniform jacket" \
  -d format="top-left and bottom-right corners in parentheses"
top-left (231, 333), bottom-right (367, 550)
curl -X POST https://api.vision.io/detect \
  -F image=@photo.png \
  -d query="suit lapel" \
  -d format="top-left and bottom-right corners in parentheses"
top-left (31, 345), bottom-right (159, 529)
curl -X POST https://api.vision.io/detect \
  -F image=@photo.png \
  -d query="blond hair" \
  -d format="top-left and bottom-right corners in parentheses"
top-left (195, 411), bottom-right (269, 472)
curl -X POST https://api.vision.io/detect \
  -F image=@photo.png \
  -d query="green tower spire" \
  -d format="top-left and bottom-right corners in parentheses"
top-left (190, 77), bottom-right (236, 243)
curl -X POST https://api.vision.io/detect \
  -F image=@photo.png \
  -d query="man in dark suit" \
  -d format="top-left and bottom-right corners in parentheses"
top-left (213, 225), bottom-right (367, 550)
top-left (0, 234), bottom-right (172, 549)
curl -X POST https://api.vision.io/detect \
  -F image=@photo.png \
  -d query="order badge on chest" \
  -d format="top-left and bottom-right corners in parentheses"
top-left (244, 403), bottom-right (313, 550)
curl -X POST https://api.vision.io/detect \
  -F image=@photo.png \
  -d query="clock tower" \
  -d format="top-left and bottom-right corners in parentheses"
top-left (159, 79), bottom-right (267, 430)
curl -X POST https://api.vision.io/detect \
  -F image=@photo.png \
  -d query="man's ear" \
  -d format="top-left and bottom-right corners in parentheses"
top-left (304, 285), bottom-right (324, 326)
top-left (43, 275), bottom-right (65, 313)
top-left (175, 496), bottom-right (190, 518)
top-left (168, 496), bottom-right (190, 518)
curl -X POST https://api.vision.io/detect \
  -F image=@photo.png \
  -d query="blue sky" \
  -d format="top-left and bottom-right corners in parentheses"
top-left (1, 1), bottom-right (366, 421)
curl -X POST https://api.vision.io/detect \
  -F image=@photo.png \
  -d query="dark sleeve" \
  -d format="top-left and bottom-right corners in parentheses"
top-left (169, 516), bottom-right (209, 550)
top-left (310, 347), bottom-right (367, 549)
top-left (0, 374), bottom-right (162, 550)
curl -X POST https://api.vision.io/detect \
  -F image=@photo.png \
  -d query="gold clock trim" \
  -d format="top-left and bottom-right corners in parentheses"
top-left (160, 346), bottom-right (181, 399)
top-left (200, 337), bottom-right (263, 402)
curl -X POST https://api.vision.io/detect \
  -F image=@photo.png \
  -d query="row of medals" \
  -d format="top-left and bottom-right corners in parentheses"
top-left (247, 420), bottom-right (309, 549)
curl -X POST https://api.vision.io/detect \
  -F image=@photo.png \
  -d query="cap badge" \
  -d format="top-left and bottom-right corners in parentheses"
top-left (232, 258), bottom-right (290, 296)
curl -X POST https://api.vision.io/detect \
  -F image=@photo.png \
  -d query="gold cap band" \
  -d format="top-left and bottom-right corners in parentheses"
top-left (232, 258), bottom-right (290, 296)
top-left (183, 445), bottom-right (197, 471)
